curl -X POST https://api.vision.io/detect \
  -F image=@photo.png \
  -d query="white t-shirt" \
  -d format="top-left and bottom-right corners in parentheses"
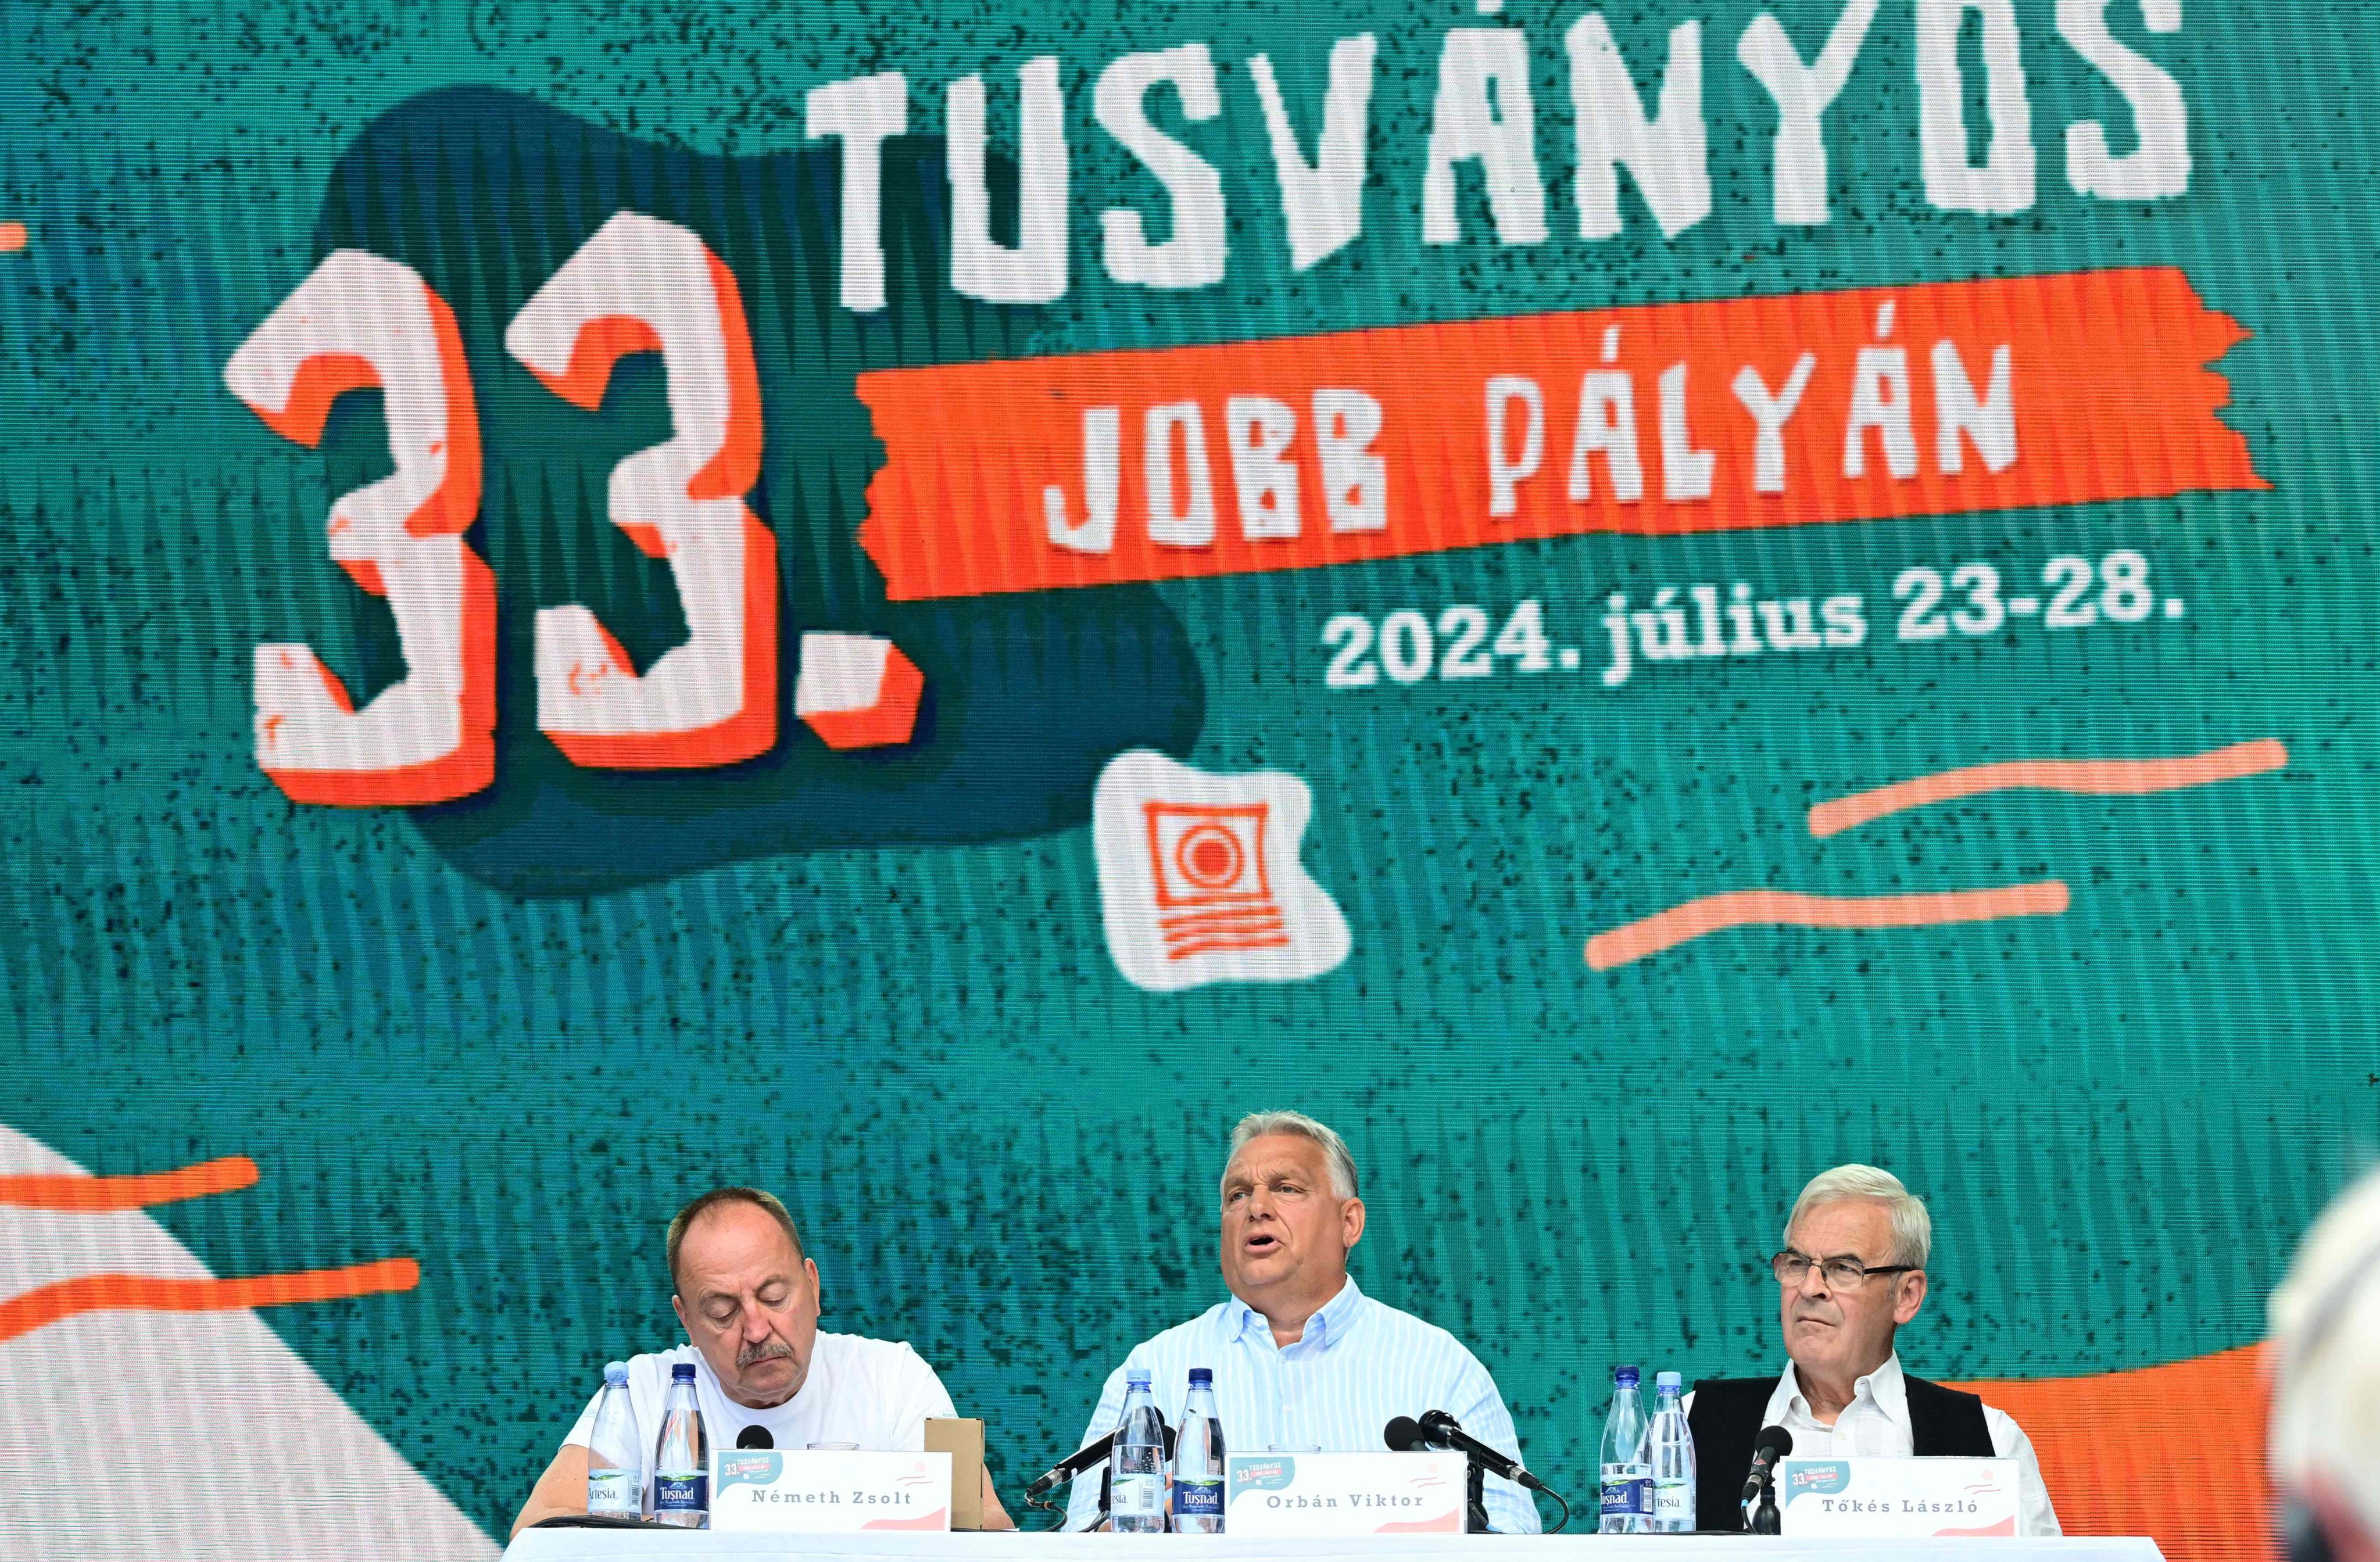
top-left (563, 1332), bottom-right (956, 1459)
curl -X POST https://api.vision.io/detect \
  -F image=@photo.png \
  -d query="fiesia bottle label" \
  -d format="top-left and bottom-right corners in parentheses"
top-left (1652, 1479), bottom-right (1691, 1524)
top-left (1172, 1478), bottom-right (1223, 1517)
top-left (587, 1468), bottom-right (639, 1515)
top-left (653, 1472), bottom-right (708, 1513)
top-left (1113, 1475), bottom-right (1166, 1517)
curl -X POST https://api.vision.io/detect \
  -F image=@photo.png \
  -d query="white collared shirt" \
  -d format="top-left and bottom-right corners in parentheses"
top-left (1066, 1277), bottom-right (1540, 1533)
top-left (1688, 1353), bottom-right (2060, 1537)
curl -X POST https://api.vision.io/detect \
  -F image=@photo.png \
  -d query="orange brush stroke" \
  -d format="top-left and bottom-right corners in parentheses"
top-left (1586, 882), bottom-right (2070, 970)
top-left (0, 1156), bottom-right (259, 1211)
top-left (1809, 740), bottom-right (2289, 839)
top-left (0, 221), bottom-right (26, 254)
top-left (1950, 1344), bottom-right (2270, 1562)
top-left (0, 1259), bottom-right (419, 1345)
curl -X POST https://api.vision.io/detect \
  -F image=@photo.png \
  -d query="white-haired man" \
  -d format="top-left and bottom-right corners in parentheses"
top-left (1684, 1164), bottom-right (2060, 1536)
top-left (1066, 1110), bottom-right (1541, 1532)
top-left (2271, 1165), bottom-right (2380, 1562)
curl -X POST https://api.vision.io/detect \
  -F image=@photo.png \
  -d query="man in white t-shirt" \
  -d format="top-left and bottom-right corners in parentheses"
top-left (510, 1186), bottom-right (1012, 1535)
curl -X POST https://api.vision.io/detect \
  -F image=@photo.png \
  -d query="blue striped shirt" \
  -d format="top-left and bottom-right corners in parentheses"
top-left (1066, 1277), bottom-right (1541, 1533)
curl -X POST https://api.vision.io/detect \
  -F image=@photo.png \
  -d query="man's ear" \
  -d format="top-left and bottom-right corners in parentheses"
top-left (1892, 1269), bottom-right (1928, 1326)
top-left (1341, 1195), bottom-right (1367, 1251)
top-left (806, 1256), bottom-right (822, 1314)
top-left (671, 1292), bottom-right (689, 1339)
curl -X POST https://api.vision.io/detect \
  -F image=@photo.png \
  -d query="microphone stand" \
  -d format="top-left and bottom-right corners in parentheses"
top-left (1745, 1470), bottom-right (1782, 1535)
top-left (1465, 1460), bottom-right (1490, 1535)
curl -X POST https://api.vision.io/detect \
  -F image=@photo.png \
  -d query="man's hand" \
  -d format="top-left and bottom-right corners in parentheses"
top-left (510, 1444), bottom-right (592, 1538)
top-left (979, 1466), bottom-right (1016, 1531)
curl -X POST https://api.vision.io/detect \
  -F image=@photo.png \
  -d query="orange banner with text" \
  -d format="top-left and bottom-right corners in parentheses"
top-left (856, 267), bottom-right (2262, 601)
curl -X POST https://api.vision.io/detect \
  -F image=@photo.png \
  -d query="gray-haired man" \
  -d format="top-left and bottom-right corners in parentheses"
top-left (1685, 1164), bottom-right (2060, 1535)
top-left (1066, 1110), bottom-right (1541, 1532)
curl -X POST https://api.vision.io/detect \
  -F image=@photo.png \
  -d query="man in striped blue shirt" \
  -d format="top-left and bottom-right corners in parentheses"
top-left (1066, 1110), bottom-right (1542, 1533)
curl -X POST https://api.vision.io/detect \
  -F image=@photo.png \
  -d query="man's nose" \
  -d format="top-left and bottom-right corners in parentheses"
top-left (1798, 1264), bottom-right (1832, 1299)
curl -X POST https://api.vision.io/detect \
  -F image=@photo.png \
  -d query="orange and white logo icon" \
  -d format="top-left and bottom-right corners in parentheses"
top-left (1094, 751), bottom-right (1351, 991)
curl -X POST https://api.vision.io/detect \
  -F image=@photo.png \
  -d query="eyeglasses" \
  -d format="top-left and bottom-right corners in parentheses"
top-left (1770, 1250), bottom-right (1919, 1289)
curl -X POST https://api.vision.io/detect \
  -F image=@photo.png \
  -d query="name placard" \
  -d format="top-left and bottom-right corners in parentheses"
top-left (709, 1450), bottom-right (953, 1533)
top-left (1780, 1457), bottom-right (2020, 1538)
top-left (1225, 1452), bottom-right (1463, 1535)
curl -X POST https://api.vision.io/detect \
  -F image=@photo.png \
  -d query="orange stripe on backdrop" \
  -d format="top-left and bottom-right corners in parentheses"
top-left (0, 1155), bottom-right (260, 1210)
top-left (0, 1260), bottom-right (420, 1345)
top-left (1584, 883), bottom-right (2071, 970)
top-left (1808, 741), bottom-right (2292, 838)
top-left (1950, 1344), bottom-right (2273, 1562)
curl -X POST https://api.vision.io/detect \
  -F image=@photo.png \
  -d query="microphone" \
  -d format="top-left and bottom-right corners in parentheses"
top-left (737, 1425), bottom-right (774, 1450)
top-left (1740, 1424), bottom-right (1793, 1502)
top-left (1384, 1411), bottom-right (1548, 1492)
top-left (1023, 1432), bottom-right (1114, 1500)
top-left (1023, 1426), bottom-right (1180, 1501)
top-left (1742, 1424), bottom-right (1792, 1535)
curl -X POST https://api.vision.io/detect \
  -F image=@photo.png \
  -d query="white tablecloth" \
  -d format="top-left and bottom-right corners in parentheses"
top-left (504, 1533), bottom-right (2165, 1562)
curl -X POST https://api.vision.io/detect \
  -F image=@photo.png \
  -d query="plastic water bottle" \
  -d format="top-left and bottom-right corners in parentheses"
top-left (586, 1362), bottom-right (643, 1517)
top-left (652, 1361), bottom-right (709, 1528)
top-left (1110, 1369), bottom-right (1168, 1533)
top-left (1598, 1364), bottom-right (1651, 1534)
top-left (1171, 1367), bottom-right (1226, 1534)
top-left (1646, 1371), bottom-right (1697, 1533)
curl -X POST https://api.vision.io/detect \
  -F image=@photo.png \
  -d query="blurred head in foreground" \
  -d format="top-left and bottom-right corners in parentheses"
top-left (2272, 1165), bottom-right (2380, 1562)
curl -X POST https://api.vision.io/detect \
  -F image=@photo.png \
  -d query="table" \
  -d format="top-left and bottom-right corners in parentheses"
top-left (503, 1534), bottom-right (2166, 1562)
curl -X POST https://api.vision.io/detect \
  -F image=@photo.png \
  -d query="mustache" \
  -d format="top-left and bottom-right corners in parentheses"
top-left (737, 1338), bottom-right (799, 1368)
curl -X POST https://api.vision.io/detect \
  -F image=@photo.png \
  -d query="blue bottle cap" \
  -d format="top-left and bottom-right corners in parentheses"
top-left (1614, 1364), bottom-right (1640, 1384)
top-left (604, 1361), bottom-right (631, 1387)
top-left (1126, 1368), bottom-right (1152, 1386)
top-left (1188, 1367), bottom-right (1213, 1385)
top-left (1656, 1371), bottom-right (1682, 1390)
top-left (672, 1362), bottom-right (697, 1381)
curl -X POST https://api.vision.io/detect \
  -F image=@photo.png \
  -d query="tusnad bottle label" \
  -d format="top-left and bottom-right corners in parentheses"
top-left (1599, 1470), bottom-right (1650, 1518)
top-left (653, 1471), bottom-right (708, 1514)
top-left (1172, 1478), bottom-right (1223, 1517)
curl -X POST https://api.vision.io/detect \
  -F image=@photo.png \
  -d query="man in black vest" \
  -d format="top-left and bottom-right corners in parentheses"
top-left (1685, 1164), bottom-right (2060, 1536)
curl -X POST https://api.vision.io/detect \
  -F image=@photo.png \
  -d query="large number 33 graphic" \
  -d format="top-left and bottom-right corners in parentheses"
top-left (226, 212), bottom-right (830, 805)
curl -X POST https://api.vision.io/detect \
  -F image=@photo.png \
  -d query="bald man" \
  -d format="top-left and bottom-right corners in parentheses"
top-left (512, 1186), bottom-right (1011, 1535)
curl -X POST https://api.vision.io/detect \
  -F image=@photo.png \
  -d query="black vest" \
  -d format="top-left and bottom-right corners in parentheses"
top-left (1685, 1373), bottom-right (1994, 1534)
